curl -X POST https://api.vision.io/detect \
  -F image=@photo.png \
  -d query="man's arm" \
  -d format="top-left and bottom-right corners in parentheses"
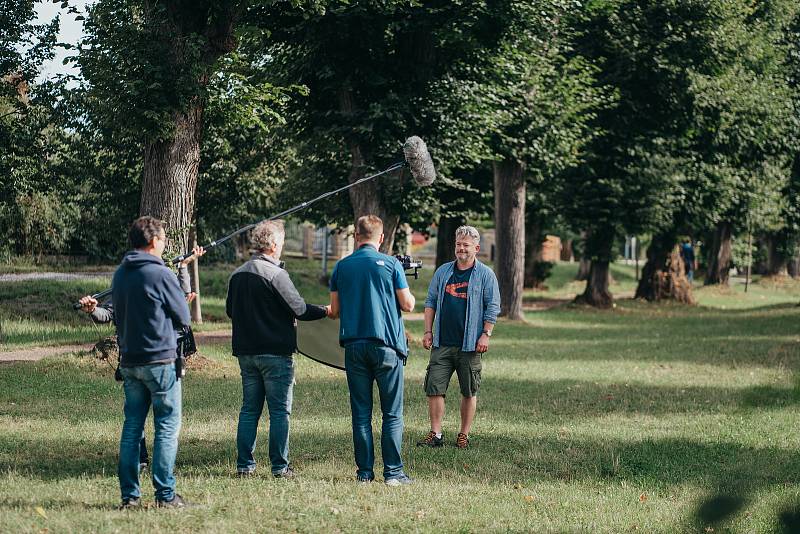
top-left (79, 296), bottom-right (114, 324)
top-left (329, 291), bottom-right (340, 319)
top-left (477, 271), bottom-right (501, 353)
top-left (392, 257), bottom-right (414, 312)
top-left (395, 288), bottom-right (415, 313)
top-left (162, 271), bottom-right (191, 328)
top-left (423, 307), bottom-right (435, 349)
top-left (273, 270), bottom-right (327, 321)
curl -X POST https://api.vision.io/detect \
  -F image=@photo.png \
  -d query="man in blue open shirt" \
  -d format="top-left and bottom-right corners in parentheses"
top-left (416, 225), bottom-right (500, 450)
top-left (328, 215), bottom-right (416, 486)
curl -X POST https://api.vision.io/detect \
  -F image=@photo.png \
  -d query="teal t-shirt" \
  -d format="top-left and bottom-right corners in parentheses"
top-left (329, 244), bottom-right (409, 356)
top-left (439, 265), bottom-right (473, 347)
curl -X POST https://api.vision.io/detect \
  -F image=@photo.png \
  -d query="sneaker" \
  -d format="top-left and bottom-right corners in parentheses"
top-left (356, 475), bottom-right (374, 484)
top-left (416, 431), bottom-right (444, 448)
top-left (139, 461), bottom-right (149, 472)
top-left (456, 432), bottom-right (469, 449)
top-left (385, 474), bottom-right (413, 487)
top-left (155, 493), bottom-right (192, 509)
top-left (118, 497), bottom-right (141, 510)
top-left (236, 468), bottom-right (256, 478)
top-left (273, 466), bottom-right (295, 479)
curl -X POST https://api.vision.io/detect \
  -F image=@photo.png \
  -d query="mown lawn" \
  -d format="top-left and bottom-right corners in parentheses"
top-left (2, 262), bottom-right (800, 532)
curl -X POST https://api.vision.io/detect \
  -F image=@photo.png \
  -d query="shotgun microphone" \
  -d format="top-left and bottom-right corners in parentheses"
top-left (403, 136), bottom-right (436, 186)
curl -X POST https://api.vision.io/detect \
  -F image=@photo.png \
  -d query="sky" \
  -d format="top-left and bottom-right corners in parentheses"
top-left (33, 0), bottom-right (90, 81)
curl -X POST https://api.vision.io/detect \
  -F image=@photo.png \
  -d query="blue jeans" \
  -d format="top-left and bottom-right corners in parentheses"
top-left (236, 354), bottom-right (294, 474)
top-left (119, 363), bottom-right (182, 502)
top-left (344, 341), bottom-right (405, 481)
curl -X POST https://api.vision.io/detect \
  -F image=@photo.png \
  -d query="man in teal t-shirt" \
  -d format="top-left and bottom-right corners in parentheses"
top-left (329, 215), bottom-right (416, 486)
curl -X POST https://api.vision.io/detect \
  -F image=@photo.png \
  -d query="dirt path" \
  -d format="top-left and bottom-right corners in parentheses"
top-left (0, 330), bottom-right (234, 364)
top-left (0, 272), bottom-right (112, 282)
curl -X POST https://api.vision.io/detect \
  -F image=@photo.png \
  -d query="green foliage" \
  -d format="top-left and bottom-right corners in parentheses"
top-left (1, 190), bottom-right (80, 257)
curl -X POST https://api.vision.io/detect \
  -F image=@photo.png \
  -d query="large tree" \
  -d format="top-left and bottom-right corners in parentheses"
top-left (260, 0), bottom-right (509, 253)
top-left (78, 0), bottom-right (248, 254)
top-left (435, 1), bottom-right (609, 318)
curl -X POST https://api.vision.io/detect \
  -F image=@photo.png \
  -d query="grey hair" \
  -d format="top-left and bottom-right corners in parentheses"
top-left (251, 220), bottom-right (285, 251)
top-left (455, 225), bottom-right (480, 244)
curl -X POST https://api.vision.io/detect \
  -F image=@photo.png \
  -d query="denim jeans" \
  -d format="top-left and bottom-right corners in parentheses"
top-left (236, 354), bottom-right (294, 474)
top-left (119, 363), bottom-right (182, 502)
top-left (344, 341), bottom-right (405, 481)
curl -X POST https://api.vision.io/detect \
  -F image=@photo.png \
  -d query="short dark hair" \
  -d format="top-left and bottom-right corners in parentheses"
top-left (355, 215), bottom-right (383, 240)
top-left (128, 216), bottom-right (165, 249)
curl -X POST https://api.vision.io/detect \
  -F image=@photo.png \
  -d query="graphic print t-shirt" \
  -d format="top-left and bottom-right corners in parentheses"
top-left (439, 265), bottom-right (474, 347)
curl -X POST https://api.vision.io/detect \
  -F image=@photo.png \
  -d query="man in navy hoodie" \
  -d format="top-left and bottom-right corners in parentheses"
top-left (112, 216), bottom-right (191, 510)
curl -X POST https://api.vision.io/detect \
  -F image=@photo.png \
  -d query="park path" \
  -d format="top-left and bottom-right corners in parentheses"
top-left (0, 272), bottom-right (112, 282)
top-left (0, 330), bottom-right (232, 364)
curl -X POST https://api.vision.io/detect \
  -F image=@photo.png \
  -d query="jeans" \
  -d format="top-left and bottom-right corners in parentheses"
top-left (236, 354), bottom-right (294, 474)
top-left (119, 363), bottom-right (182, 502)
top-left (344, 341), bottom-right (405, 481)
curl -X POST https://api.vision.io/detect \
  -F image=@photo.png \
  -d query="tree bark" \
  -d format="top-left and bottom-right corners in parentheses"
top-left (764, 233), bottom-right (789, 276)
top-left (339, 88), bottom-right (399, 253)
top-left (788, 253), bottom-right (800, 278)
top-left (575, 260), bottom-right (613, 307)
top-left (493, 159), bottom-right (525, 320)
top-left (705, 221), bottom-right (733, 286)
top-left (523, 215), bottom-right (544, 288)
top-left (140, 103), bottom-right (203, 255)
top-left (576, 257), bottom-right (591, 281)
top-left (634, 232), bottom-right (695, 304)
top-left (561, 239), bottom-right (574, 262)
top-left (435, 215), bottom-right (465, 268)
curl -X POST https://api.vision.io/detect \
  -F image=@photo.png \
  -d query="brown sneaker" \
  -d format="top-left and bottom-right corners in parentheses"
top-left (416, 431), bottom-right (444, 447)
top-left (456, 432), bottom-right (469, 449)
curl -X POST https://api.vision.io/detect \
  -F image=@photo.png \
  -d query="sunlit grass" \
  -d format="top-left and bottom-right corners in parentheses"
top-left (3, 263), bottom-right (800, 531)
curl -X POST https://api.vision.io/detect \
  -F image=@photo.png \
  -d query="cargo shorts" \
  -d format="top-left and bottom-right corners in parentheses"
top-left (424, 346), bottom-right (482, 398)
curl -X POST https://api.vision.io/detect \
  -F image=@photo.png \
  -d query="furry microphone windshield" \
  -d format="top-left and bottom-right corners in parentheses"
top-left (403, 136), bottom-right (436, 186)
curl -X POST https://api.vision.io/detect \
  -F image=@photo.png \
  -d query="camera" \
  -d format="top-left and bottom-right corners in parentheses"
top-left (395, 254), bottom-right (422, 279)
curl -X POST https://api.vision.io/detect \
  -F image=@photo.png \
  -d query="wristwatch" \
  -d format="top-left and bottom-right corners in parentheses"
top-left (482, 329), bottom-right (492, 337)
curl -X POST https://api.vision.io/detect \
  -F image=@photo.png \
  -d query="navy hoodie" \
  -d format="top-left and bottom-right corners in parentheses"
top-left (112, 250), bottom-right (191, 367)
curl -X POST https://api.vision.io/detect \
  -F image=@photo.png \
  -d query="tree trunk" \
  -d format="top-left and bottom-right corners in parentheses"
top-left (705, 221), bottom-right (733, 286)
top-left (140, 104), bottom-right (203, 255)
top-left (634, 232), bottom-right (695, 304)
top-left (575, 260), bottom-right (613, 307)
top-left (765, 233), bottom-right (789, 276)
top-left (493, 159), bottom-right (525, 320)
top-left (788, 253), bottom-right (800, 278)
top-left (435, 215), bottom-right (465, 268)
top-left (576, 257), bottom-right (591, 281)
top-left (339, 88), bottom-right (399, 253)
top-left (523, 215), bottom-right (543, 288)
top-left (561, 239), bottom-right (574, 262)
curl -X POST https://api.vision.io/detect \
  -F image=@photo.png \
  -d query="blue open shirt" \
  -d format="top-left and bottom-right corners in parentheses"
top-left (424, 259), bottom-right (500, 352)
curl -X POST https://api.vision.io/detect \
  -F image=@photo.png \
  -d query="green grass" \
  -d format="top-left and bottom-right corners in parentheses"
top-left (3, 262), bottom-right (800, 531)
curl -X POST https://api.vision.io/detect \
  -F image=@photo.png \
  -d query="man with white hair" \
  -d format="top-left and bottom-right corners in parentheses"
top-left (226, 220), bottom-right (330, 478)
top-left (417, 225), bottom-right (500, 449)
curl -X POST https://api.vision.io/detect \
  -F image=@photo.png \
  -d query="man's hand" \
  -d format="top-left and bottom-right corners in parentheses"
top-left (79, 296), bottom-right (98, 314)
top-left (476, 333), bottom-right (490, 354)
top-left (325, 304), bottom-right (333, 318)
top-left (422, 331), bottom-right (433, 350)
top-left (186, 292), bottom-right (197, 303)
top-left (180, 245), bottom-right (207, 267)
